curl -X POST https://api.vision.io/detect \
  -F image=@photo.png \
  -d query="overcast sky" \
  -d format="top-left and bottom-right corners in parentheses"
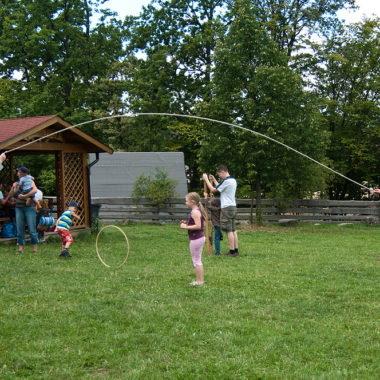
top-left (103, 0), bottom-right (379, 22)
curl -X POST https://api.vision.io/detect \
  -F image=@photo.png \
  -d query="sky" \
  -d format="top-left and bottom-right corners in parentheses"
top-left (103, 0), bottom-right (380, 22)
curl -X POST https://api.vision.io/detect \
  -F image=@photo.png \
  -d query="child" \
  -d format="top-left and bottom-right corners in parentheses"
top-left (16, 166), bottom-right (40, 208)
top-left (204, 192), bottom-right (223, 255)
top-left (55, 201), bottom-right (82, 258)
top-left (180, 192), bottom-right (206, 286)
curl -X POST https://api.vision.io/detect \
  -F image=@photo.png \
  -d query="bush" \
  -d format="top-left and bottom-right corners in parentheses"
top-left (132, 168), bottom-right (178, 207)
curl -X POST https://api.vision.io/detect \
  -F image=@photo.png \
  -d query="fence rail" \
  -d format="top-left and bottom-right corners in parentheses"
top-left (91, 197), bottom-right (380, 224)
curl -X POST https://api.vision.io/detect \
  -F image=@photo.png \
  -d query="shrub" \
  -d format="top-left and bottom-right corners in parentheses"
top-left (132, 168), bottom-right (178, 207)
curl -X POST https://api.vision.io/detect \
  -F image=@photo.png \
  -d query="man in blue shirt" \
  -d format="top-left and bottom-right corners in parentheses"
top-left (203, 164), bottom-right (239, 257)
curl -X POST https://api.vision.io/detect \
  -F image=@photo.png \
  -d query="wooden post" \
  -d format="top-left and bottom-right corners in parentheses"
top-left (203, 181), bottom-right (212, 255)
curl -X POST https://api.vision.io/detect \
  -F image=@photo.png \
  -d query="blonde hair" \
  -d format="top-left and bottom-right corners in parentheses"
top-left (186, 192), bottom-right (206, 219)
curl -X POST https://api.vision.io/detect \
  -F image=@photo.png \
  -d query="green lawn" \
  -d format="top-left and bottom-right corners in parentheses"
top-left (1, 223), bottom-right (379, 379)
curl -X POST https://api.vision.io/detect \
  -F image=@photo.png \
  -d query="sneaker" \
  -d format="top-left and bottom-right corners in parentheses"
top-left (59, 249), bottom-right (72, 258)
top-left (189, 281), bottom-right (204, 286)
top-left (226, 251), bottom-right (239, 257)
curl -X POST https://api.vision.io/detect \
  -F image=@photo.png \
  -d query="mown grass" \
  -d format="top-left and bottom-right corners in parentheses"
top-left (0, 223), bottom-right (379, 379)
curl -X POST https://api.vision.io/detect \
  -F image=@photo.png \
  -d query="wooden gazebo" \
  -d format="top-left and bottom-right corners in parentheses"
top-left (0, 115), bottom-right (113, 229)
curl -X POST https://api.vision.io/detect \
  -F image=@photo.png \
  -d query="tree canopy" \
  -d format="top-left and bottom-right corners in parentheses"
top-left (0, 0), bottom-right (378, 200)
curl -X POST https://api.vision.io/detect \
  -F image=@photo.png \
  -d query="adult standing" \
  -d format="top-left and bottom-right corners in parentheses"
top-left (203, 164), bottom-right (239, 257)
top-left (5, 166), bottom-right (39, 253)
top-left (0, 152), bottom-right (6, 171)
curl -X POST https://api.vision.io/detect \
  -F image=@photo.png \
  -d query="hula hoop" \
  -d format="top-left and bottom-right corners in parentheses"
top-left (96, 225), bottom-right (130, 269)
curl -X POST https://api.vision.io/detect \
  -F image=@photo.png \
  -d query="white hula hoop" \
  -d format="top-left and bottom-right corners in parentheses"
top-left (96, 225), bottom-right (130, 269)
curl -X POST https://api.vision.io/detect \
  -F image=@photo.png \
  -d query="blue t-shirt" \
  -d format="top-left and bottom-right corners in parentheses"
top-left (19, 175), bottom-right (34, 191)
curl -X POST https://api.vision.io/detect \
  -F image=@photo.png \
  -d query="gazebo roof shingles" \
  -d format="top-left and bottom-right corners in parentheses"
top-left (0, 115), bottom-right (56, 143)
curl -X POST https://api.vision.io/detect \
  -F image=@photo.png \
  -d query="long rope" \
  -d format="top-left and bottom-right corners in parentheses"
top-left (4, 112), bottom-right (371, 191)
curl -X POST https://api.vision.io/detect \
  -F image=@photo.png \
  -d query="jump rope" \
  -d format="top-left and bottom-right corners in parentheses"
top-left (2, 113), bottom-right (374, 267)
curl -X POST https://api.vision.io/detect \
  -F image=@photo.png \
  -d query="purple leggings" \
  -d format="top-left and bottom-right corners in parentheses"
top-left (189, 236), bottom-right (205, 267)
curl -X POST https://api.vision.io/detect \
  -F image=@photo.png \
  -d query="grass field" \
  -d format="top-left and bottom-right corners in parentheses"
top-left (1, 223), bottom-right (379, 379)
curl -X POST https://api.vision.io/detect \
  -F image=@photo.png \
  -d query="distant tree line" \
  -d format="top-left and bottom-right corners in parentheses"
top-left (0, 0), bottom-right (378, 202)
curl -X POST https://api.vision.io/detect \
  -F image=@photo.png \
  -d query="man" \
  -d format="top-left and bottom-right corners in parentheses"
top-left (203, 164), bottom-right (239, 257)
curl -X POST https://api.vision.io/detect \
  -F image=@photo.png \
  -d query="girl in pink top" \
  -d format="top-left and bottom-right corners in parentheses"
top-left (180, 192), bottom-right (206, 286)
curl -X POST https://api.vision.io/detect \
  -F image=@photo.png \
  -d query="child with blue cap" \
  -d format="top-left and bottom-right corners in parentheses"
top-left (55, 201), bottom-right (82, 258)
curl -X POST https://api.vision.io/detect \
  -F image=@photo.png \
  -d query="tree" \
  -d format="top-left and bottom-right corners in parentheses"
top-left (0, 78), bottom-right (20, 118)
top-left (310, 19), bottom-right (380, 199)
top-left (0, 0), bottom-right (126, 122)
top-left (249, 0), bottom-right (356, 56)
top-left (200, 0), bottom-right (327, 219)
top-left (112, 0), bottom-right (227, 189)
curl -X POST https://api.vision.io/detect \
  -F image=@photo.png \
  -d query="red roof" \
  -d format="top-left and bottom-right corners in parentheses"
top-left (0, 115), bottom-right (57, 143)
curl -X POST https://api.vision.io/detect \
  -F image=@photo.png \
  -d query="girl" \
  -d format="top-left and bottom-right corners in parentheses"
top-left (180, 192), bottom-right (206, 286)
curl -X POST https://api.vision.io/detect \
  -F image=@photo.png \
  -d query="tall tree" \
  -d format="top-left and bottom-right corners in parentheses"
top-left (200, 0), bottom-right (327, 210)
top-left (249, 0), bottom-right (356, 56)
top-left (0, 0), bottom-right (126, 122)
top-left (111, 0), bottom-right (228, 189)
top-left (310, 19), bottom-right (380, 199)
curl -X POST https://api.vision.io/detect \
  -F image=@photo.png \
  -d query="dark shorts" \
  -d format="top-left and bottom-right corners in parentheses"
top-left (220, 206), bottom-right (237, 233)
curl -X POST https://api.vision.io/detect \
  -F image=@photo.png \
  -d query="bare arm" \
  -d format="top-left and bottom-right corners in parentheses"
top-left (4, 182), bottom-right (19, 201)
top-left (180, 209), bottom-right (202, 230)
top-left (71, 211), bottom-right (81, 220)
top-left (202, 173), bottom-right (217, 193)
top-left (18, 181), bottom-right (37, 199)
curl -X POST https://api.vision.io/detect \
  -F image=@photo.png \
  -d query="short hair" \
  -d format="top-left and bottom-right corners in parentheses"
top-left (216, 164), bottom-right (228, 173)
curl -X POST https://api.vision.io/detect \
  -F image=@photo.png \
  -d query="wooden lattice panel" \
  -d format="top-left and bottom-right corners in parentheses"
top-left (0, 157), bottom-right (12, 190)
top-left (55, 152), bottom-right (65, 217)
top-left (63, 153), bottom-right (86, 228)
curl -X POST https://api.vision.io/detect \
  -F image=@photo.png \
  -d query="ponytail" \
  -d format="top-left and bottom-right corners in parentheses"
top-left (186, 192), bottom-right (207, 220)
top-left (198, 201), bottom-right (207, 220)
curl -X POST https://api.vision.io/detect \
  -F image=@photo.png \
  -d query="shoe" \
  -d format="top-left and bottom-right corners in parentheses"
top-left (215, 252), bottom-right (221, 255)
top-left (17, 250), bottom-right (23, 254)
top-left (59, 249), bottom-right (72, 258)
top-left (189, 281), bottom-right (204, 286)
top-left (32, 250), bottom-right (37, 254)
top-left (226, 251), bottom-right (239, 257)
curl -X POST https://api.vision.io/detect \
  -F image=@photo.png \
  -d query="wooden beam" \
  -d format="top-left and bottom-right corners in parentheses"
top-left (5, 141), bottom-right (89, 152)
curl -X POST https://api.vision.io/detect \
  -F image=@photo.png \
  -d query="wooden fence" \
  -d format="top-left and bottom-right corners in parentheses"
top-left (91, 197), bottom-right (380, 224)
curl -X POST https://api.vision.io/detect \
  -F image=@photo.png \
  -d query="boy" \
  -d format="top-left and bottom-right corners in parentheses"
top-left (203, 191), bottom-right (223, 255)
top-left (16, 166), bottom-right (40, 208)
top-left (55, 201), bottom-right (82, 258)
top-left (203, 164), bottom-right (239, 257)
